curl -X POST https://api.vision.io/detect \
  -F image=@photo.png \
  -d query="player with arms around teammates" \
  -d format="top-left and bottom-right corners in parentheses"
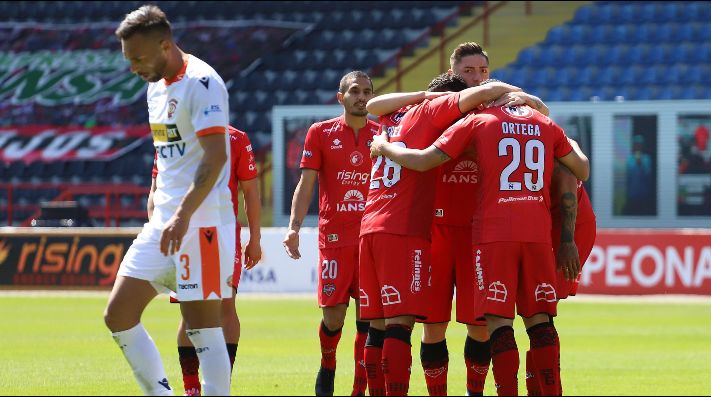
top-left (283, 71), bottom-right (378, 397)
top-left (104, 5), bottom-right (235, 395)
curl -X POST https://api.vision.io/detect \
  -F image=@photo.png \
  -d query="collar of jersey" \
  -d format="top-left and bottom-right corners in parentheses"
top-left (164, 56), bottom-right (189, 87)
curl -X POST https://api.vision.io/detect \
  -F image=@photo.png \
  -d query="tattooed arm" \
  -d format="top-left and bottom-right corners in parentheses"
top-left (159, 133), bottom-right (228, 256)
top-left (554, 161), bottom-right (581, 281)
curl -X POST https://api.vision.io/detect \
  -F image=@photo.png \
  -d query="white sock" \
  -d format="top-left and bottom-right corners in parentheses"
top-left (112, 323), bottom-right (173, 396)
top-left (187, 327), bottom-right (231, 396)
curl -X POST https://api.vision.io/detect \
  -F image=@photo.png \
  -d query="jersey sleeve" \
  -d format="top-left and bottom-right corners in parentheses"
top-left (434, 114), bottom-right (476, 160)
top-left (425, 93), bottom-right (464, 130)
top-left (553, 123), bottom-right (574, 158)
top-left (234, 131), bottom-right (259, 181)
top-left (190, 73), bottom-right (229, 137)
top-left (300, 124), bottom-right (322, 170)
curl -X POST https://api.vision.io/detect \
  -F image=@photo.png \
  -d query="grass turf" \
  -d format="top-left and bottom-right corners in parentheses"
top-left (0, 294), bottom-right (709, 395)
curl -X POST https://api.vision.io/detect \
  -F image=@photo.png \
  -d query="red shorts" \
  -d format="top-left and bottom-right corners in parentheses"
top-left (474, 242), bottom-right (558, 320)
top-left (318, 245), bottom-right (359, 307)
top-left (552, 220), bottom-right (597, 299)
top-left (359, 233), bottom-right (431, 321)
top-left (419, 224), bottom-right (485, 326)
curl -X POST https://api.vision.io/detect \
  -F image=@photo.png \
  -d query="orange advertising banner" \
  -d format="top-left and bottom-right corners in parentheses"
top-left (579, 229), bottom-right (711, 295)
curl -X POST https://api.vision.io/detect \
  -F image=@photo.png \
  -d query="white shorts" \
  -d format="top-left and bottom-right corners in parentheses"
top-left (118, 223), bottom-right (236, 301)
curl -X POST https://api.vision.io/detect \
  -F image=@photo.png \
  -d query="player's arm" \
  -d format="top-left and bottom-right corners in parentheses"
top-left (147, 176), bottom-right (157, 220)
top-left (457, 81), bottom-right (522, 113)
top-left (489, 92), bottom-right (550, 116)
top-left (160, 133), bottom-right (228, 256)
top-left (366, 91), bottom-right (450, 116)
top-left (557, 138), bottom-right (590, 182)
top-left (554, 161), bottom-right (581, 281)
top-left (240, 177), bottom-right (262, 269)
top-left (283, 169), bottom-right (317, 259)
top-left (370, 131), bottom-right (450, 172)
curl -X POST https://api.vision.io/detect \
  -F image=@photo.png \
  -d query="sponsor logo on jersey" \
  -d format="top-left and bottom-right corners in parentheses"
top-left (337, 170), bottom-right (369, 186)
top-left (248, 164), bottom-right (256, 171)
top-left (199, 76), bottom-right (210, 89)
top-left (303, 150), bottom-right (313, 158)
top-left (497, 195), bottom-right (544, 204)
top-left (151, 123), bottom-right (183, 143)
top-left (202, 104), bottom-right (222, 116)
top-left (331, 138), bottom-right (343, 150)
top-left (155, 142), bottom-right (187, 159)
top-left (323, 283), bottom-right (336, 297)
top-left (501, 105), bottom-right (533, 119)
top-left (337, 190), bottom-right (366, 212)
top-left (487, 281), bottom-right (508, 302)
top-left (246, 144), bottom-right (253, 152)
top-left (411, 249), bottom-right (423, 293)
top-left (381, 285), bottom-right (401, 305)
top-left (435, 209), bottom-right (444, 217)
top-left (535, 283), bottom-right (557, 302)
top-left (350, 151), bottom-right (364, 166)
top-left (167, 98), bottom-right (178, 119)
top-left (442, 160), bottom-right (479, 184)
top-left (178, 283), bottom-right (199, 290)
top-left (475, 249), bottom-right (485, 291)
top-left (327, 234), bottom-right (339, 242)
top-left (323, 123), bottom-right (340, 134)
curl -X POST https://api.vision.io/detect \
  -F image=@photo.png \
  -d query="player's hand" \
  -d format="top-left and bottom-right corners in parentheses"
top-left (424, 91), bottom-right (452, 100)
top-left (160, 214), bottom-right (190, 256)
top-left (557, 241), bottom-right (581, 281)
top-left (244, 239), bottom-right (262, 269)
top-left (488, 92), bottom-right (527, 108)
top-left (283, 229), bottom-right (301, 259)
top-left (370, 130), bottom-right (389, 158)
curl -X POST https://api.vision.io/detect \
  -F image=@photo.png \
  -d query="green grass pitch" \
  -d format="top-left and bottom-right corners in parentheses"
top-left (0, 293), bottom-right (710, 395)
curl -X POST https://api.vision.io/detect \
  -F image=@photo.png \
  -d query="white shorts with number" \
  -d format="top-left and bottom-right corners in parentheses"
top-left (118, 223), bottom-right (236, 301)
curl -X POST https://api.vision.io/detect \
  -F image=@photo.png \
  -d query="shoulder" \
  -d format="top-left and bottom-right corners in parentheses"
top-left (185, 56), bottom-right (225, 89)
top-left (310, 116), bottom-right (342, 133)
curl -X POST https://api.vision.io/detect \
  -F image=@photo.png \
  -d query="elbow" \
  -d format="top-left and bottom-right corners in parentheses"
top-left (578, 159), bottom-right (591, 182)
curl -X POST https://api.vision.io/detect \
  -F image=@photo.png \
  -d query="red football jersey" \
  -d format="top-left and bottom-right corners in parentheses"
top-left (435, 105), bottom-right (573, 244)
top-left (433, 153), bottom-right (479, 226)
top-left (360, 93), bottom-right (463, 240)
top-left (152, 126), bottom-right (258, 220)
top-left (550, 181), bottom-right (596, 229)
top-left (300, 115), bottom-right (380, 248)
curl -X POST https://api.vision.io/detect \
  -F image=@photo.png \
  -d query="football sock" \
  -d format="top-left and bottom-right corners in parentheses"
top-left (527, 322), bottom-right (561, 396)
top-left (352, 321), bottom-right (370, 396)
top-left (178, 346), bottom-right (201, 395)
top-left (420, 339), bottom-right (449, 396)
top-left (112, 323), bottom-right (173, 396)
top-left (319, 321), bottom-right (343, 371)
top-left (525, 350), bottom-right (541, 396)
top-left (383, 324), bottom-right (413, 396)
top-left (187, 327), bottom-right (231, 396)
top-left (365, 327), bottom-right (386, 396)
top-left (490, 326), bottom-right (519, 396)
top-left (464, 336), bottom-right (491, 396)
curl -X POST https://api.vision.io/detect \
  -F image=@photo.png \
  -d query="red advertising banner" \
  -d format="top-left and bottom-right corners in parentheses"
top-left (0, 125), bottom-right (150, 163)
top-left (579, 229), bottom-right (711, 295)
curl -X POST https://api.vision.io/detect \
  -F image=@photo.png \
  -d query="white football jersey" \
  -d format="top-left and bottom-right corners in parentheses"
top-left (148, 54), bottom-right (235, 228)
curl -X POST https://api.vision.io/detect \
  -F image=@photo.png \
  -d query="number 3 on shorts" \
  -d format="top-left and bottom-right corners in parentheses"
top-left (180, 254), bottom-right (190, 281)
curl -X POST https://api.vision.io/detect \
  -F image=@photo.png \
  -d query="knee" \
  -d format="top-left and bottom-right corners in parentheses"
top-left (322, 316), bottom-right (345, 332)
top-left (103, 306), bottom-right (123, 332)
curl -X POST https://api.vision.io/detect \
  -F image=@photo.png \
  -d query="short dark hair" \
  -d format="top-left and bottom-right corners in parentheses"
top-left (115, 5), bottom-right (172, 41)
top-left (427, 73), bottom-right (468, 92)
top-left (339, 71), bottom-right (373, 93)
top-left (450, 42), bottom-right (489, 66)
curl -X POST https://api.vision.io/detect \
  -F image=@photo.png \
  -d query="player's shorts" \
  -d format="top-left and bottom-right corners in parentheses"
top-left (552, 220), bottom-right (597, 299)
top-left (358, 233), bottom-right (431, 321)
top-left (118, 222), bottom-right (236, 302)
top-left (317, 245), bottom-right (359, 307)
top-left (419, 224), bottom-right (485, 326)
top-left (473, 241), bottom-right (558, 320)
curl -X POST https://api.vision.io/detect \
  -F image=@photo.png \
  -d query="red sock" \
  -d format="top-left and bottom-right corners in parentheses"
top-left (178, 346), bottom-right (201, 395)
top-left (490, 326), bottom-right (519, 396)
top-left (420, 340), bottom-right (448, 396)
top-left (464, 337), bottom-right (491, 396)
top-left (556, 342), bottom-right (563, 395)
top-left (352, 323), bottom-right (369, 396)
top-left (527, 323), bottom-right (561, 396)
top-left (382, 325), bottom-right (413, 396)
top-left (319, 321), bottom-right (342, 370)
top-left (365, 327), bottom-right (386, 397)
top-left (525, 350), bottom-right (542, 396)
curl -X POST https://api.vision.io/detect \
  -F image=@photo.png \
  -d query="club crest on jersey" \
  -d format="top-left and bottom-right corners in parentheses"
top-left (323, 283), bottom-right (336, 297)
top-left (501, 105), bottom-right (533, 119)
top-left (327, 234), bottom-right (339, 242)
top-left (167, 98), bottom-right (178, 119)
top-left (350, 151), bottom-right (364, 166)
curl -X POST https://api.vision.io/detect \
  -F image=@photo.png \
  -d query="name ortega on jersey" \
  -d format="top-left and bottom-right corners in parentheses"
top-left (152, 123), bottom-right (186, 158)
top-left (442, 160), bottom-right (479, 184)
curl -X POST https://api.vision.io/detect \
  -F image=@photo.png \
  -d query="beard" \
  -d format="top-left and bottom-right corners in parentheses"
top-left (350, 108), bottom-right (368, 117)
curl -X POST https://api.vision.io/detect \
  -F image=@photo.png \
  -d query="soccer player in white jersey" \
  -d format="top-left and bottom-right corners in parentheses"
top-left (104, 5), bottom-right (235, 396)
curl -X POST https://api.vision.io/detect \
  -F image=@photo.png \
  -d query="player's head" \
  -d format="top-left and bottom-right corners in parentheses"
top-left (337, 71), bottom-right (374, 117)
top-left (449, 42), bottom-right (490, 87)
top-left (426, 73), bottom-right (468, 93)
top-left (116, 5), bottom-right (174, 83)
